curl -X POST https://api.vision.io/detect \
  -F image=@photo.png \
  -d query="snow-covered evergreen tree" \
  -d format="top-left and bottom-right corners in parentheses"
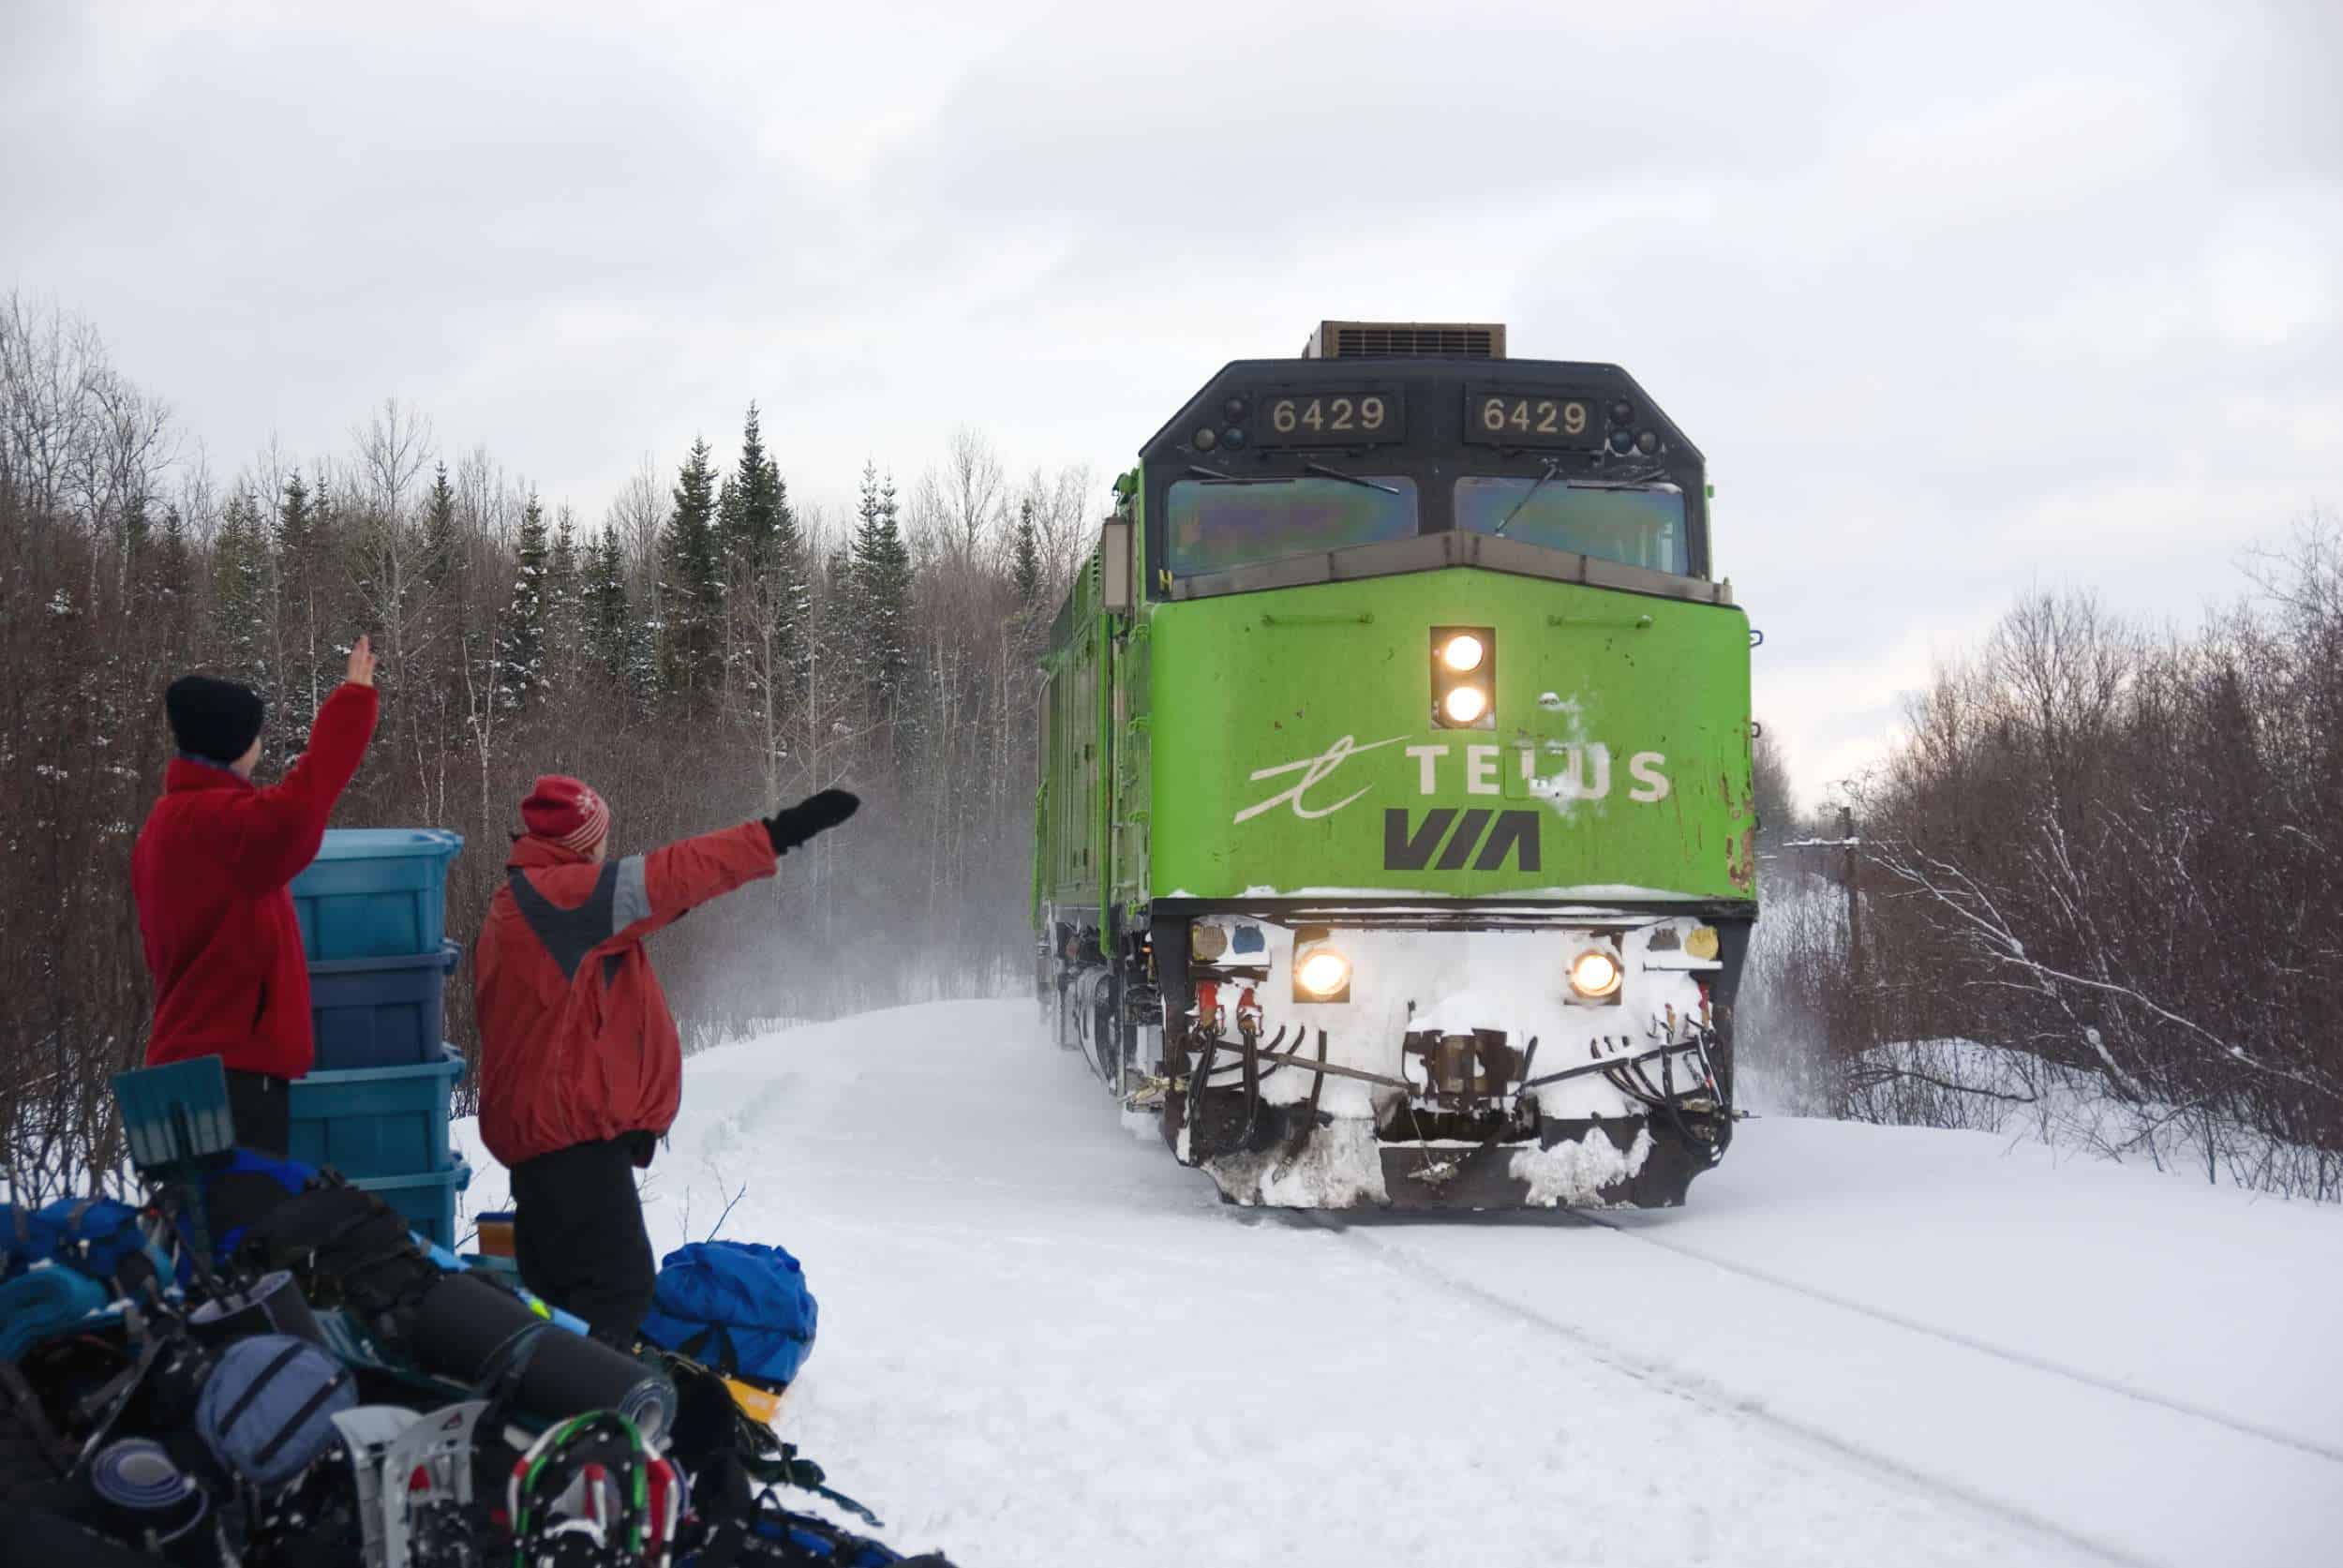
top-left (422, 460), bottom-right (457, 587)
top-left (852, 460), bottom-right (914, 725)
top-left (660, 438), bottom-right (723, 701)
top-left (548, 502), bottom-right (581, 670)
top-left (1010, 496), bottom-right (1042, 610)
top-left (211, 490), bottom-right (270, 685)
top-left (724, 402), bottom-right (789, 577)
top-left (273, 469), bottom-right (315, 558)
top-left (496, 492), bottom-right (550, 709)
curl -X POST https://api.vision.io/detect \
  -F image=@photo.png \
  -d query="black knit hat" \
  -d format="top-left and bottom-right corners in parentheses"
top-left (165, 675), bottom-right (266, 765)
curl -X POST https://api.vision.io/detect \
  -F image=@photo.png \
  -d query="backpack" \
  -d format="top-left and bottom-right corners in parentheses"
top-left (16, 1198), bottom-right (176, 1295)
top-left (233, 1179), bottom-right (439, 1323)
top-left (637, 1242), bottom-right (816, 1391)
top-left (194, 1334), bottom-right (356, 1493)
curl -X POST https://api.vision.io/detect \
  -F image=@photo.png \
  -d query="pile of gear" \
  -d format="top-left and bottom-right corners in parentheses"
top-left (1, 1151), bottom-right (955, 1566)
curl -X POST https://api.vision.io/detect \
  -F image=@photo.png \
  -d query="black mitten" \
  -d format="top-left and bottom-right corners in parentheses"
top-left (762, 789), bottom-right (860, 856)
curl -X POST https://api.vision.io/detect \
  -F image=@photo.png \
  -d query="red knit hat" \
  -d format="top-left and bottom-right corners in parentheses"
top-left (520, 775), bottom-right (610, 853)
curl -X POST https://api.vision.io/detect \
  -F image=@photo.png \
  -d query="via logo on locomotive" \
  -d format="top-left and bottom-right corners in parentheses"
top-left (1234, 731), bottom-right (1678, 871)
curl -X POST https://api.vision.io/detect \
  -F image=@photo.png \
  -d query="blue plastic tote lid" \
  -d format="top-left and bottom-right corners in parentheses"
top-left (306, 829), bottom-right (464, 862)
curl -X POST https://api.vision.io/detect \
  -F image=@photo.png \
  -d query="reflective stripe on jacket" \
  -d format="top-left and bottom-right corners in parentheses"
top-left (472, 822), bottom-right (776, 1167)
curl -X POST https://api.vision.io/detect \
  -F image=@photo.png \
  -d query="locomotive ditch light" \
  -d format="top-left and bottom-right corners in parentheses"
top-left (1684, 925), bottom-right (1721, 962)
top-left (1568, 948), bottom-right (1624, 1001)
top-left (1430, 625), bottom-right (1496, 730)
top-left (1292, 926), bottom-right (1352, 1004)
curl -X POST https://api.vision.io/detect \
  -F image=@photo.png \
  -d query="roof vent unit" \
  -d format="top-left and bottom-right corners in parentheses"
top-left (1301, 321), bottom-right (1506, 360)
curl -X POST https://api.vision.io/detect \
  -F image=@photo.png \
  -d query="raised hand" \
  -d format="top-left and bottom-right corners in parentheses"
top-left (762, 788), bottom-right (861, 856)
top-left (346, 633), bottom-right (379, 688)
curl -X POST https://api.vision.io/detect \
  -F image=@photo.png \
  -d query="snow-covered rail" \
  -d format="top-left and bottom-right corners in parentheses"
top-left (1562, 1205), bottom-right (2343, 1466)
top-left (1307, 1214), bottom-right (2164, 1568)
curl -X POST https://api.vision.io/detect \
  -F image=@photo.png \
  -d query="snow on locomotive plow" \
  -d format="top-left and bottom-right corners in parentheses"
top-left (1036, 321), bottom-right (1755, 1209)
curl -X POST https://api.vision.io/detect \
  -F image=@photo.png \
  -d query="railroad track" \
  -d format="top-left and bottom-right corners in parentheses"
top-left (1287, 1207), bottom-right (2336, 1568)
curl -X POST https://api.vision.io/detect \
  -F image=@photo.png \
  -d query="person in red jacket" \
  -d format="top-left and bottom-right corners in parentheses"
top-left (473, 774), bottom-right (859, 1343)
top-left (133, 636), bottom-right (381, 1155)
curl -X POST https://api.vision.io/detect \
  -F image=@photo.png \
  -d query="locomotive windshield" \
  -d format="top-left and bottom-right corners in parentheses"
top-left (1453, 476), bottom-right (1688, 575)
top-left (1164, 475), bottom-right (1418, 578)
top-left (1142, 353), bottom-right (1713, 592)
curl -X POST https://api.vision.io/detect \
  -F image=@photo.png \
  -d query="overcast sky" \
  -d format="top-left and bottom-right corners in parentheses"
top-left (6, 0), bottom-right (2336, 805)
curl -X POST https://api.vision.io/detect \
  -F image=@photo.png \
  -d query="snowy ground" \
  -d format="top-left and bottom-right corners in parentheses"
top-left (453, 1001), bottom-right (2343, 1568)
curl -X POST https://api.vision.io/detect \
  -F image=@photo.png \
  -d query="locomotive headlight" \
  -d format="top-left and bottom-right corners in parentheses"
top-left (1430, 626), bottom-right (1496, 729)
top-left (1295, 949), bottom-right (1351, 998)
top-left (1440, 634), bottom-right (1485, 673)
top-left (1568, 948), bottom-right (1623, 1000)
top-left (1291, 925), bottom-right (1350, 1004)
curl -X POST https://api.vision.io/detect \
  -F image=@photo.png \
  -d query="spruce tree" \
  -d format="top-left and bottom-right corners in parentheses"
top-left (422, 461), bottom-right (457, 587)
top-left (497, 492), bottom-right (551, 709)
top-left (659, 439), bottom-right (723, 701)
top-left (582, 524), bottom-right (633, 686)
top-left (153, 504), bottom-right (190, 594)
top-left (1010, 496), bottom-right (1042, 609)
top-left (211, 491), bottom-right (269, 684)
top-left (548, 504), bottom-right (580, 668)
top-left (851, 461), bottom-right (914, 724)
top-left (724, 402), bottom-right (788, 577)
top-left (723, 401), bottom-right (806, 693)
top-left (275, 470), bottom-right (314, 557)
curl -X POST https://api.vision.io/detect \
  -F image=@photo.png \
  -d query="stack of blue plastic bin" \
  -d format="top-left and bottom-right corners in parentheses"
top-left (284, 829), bottom-right (470, 1247)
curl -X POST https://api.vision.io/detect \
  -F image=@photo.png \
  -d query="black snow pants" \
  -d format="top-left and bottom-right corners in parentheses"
top-left (223, 1068), bottom-right (291, 1157)
top-left (511, 1131), bottom-right (658, 1346)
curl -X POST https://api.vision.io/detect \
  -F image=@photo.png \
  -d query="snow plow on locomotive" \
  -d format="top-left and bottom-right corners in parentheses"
top-left (1036, 321), bottom-right (1757, 1209)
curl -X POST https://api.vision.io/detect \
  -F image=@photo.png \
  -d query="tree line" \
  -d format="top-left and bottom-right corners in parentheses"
top-left (1, 292), bottom-right (1096, 1200)
top-left (1740, 550), bottom-right (2343, 1201)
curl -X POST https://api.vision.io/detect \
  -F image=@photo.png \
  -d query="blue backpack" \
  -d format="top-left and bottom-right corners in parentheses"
top-left (3, 1197), bottom-right (177, 1293)
top-left (637, 1241), bottom-right (816, 1389)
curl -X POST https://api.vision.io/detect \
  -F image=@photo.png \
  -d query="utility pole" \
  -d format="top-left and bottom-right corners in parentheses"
top-left (1841, 804), bottom-right (1863, 1030)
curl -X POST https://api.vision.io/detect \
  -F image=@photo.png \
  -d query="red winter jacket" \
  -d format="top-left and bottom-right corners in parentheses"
top-left (133, 682), bottom-right (380, 1080)
top-left (471, 822), bottom-right (777, 1168)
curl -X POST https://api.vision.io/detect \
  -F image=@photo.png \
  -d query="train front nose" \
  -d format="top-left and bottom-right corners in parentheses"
top-left (1172, 917), bottom-right (1733, 1209)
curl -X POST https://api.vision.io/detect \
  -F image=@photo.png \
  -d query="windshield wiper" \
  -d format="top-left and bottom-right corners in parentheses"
top-left (1303, 462), bottom-right (1401, 495)
top-left (1493, 458), bottom-right (1562, 535)
top-left (1565, 458), bottom-right (1673, 492)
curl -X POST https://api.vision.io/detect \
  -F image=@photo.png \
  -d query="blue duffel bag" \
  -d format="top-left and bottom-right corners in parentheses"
top-left (636, 1240), bottom-right (817, 1389)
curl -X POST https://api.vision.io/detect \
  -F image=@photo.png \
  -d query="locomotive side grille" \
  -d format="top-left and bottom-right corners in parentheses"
top-left (1303, 321), bottom-right (1507, 360)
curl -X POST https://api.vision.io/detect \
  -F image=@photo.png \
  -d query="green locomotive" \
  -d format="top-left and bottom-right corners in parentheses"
top-left (1036, 321), bottom-right (1754, 1209)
